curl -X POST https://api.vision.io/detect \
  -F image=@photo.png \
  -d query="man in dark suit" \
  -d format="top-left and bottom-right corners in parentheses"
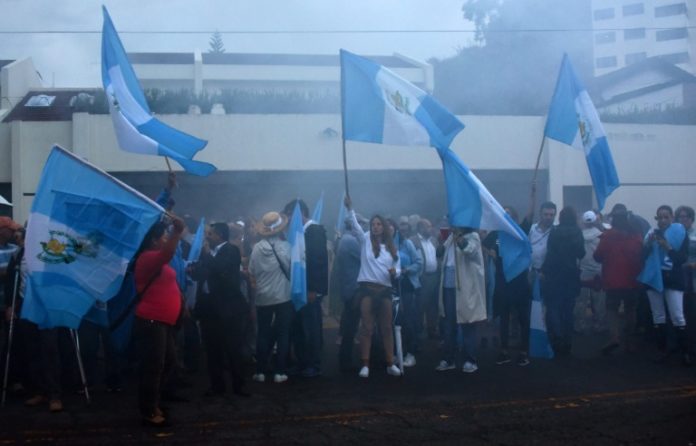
top-left (191, 222), bottom-right (250, 397)
top-left (283, 199), bottom-right (329, 378)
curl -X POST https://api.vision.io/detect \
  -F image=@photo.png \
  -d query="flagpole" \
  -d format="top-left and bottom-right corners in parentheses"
top-left (164, 156), bottom-right (173, 172)
top-left (532, 133), bottom-right (546, 184)
top-left (342, 138), bottom-right (350, 198)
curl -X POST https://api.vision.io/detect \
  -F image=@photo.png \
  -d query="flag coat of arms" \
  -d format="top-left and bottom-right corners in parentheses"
top-left (544, 54), bottom-right (619, 210)
top-left (21, 145), bottom-right (164, 328)
top-left (340, 49), bottom-right (464, 150)
top-left (101, 6), bottom-right (216, 177)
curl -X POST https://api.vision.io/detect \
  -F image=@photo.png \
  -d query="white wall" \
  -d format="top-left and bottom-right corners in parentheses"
top-left (0, 123), bottom-right (10, 182)
top-left (5, 112), bottom-right (695, 224)
top-left (0, 58), bottom-right (43, 110)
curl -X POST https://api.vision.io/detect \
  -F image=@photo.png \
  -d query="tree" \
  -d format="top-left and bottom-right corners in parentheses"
top-left (208, 31), bottom-right (225, 54)
top-left (431, 0), bottom-right (593, 115)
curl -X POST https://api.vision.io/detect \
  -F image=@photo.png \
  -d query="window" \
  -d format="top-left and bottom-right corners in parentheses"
top-left (624, 28), bottom-right (646, 40)
top-left (595, 31), bottom-right (616, 44)
top-left (623, 3), bottom-right (644, 16)
top-left (596, 56), bottom-right (618, 68)
top-left (656, 28), bottom-right (688, 41)
top-left (655, 3), bottom-right (686, 17)
top-left (625, 52), bottom-right (647, 65)
top-left (660, 52), bottom-right (690, 64)
top-left (593, 8), bottom-right (615, 20)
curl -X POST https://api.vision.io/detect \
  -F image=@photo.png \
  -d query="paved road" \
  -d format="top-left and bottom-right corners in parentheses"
top-left (1, 323), bottom-right (695, 445)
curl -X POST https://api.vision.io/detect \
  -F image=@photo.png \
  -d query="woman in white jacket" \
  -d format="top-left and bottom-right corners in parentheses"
top-left (249, 211), bottom-right (293, 384)
top-left (344, 196), bottom-right (402, 379)
top-left (435, 227), bottom-right (487, 373)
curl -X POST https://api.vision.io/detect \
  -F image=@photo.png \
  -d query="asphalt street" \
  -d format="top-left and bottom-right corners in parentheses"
top-left (1, 322), bottom-right (695, 445)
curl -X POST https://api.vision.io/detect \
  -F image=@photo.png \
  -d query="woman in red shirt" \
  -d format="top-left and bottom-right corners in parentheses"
top-left (133, 217), bottom-right (184, 427)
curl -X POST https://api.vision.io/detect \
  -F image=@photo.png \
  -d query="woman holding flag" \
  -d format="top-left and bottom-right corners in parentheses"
top-left (344, 196), bottom-right (402, 379)
top-left (132, 216), bottom-right (185, 427)
top-left (639, 205), bottom-right (690, 364)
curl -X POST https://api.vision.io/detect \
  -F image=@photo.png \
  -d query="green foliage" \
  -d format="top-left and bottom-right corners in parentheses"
top-left (208, 31), bottom-right (225, 54)
top-left (82, 88), bottom-right (340, 115)
top-left (433, 0), bottom-right (593, 115)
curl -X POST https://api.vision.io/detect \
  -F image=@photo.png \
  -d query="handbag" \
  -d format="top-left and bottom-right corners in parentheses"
top-left (109, 267), bottom-right (162, 331)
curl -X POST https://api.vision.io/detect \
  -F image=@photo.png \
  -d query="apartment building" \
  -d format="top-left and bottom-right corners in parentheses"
top-left (592, 0), bottom-right (695, 75)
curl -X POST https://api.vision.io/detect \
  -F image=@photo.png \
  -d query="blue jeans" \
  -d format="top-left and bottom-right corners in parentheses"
top-left (292, 297), bottom-right (323, 371)
top-left (442, 288), bottom-right (477, 365)
top-left (256, 301), bottom-right (294, 374)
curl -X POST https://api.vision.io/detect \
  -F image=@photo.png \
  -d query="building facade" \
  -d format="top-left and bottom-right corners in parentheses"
top-left (592, 0), bottom-right (695, 76)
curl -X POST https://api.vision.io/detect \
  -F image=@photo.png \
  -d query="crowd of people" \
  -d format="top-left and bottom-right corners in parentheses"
top-left (1, 175), bottom-right (695, 427)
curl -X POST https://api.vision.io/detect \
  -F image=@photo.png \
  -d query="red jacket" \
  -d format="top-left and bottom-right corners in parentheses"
top-left (593, 229), bottom-right (643, 291)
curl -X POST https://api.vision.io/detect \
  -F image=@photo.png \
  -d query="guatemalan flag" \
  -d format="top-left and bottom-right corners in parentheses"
top-left (340, 49), bottom-right (464, 150)
top-left (101, 7), bottom-right (216, 177)
top-left (21, 145), bottom-right (164, 328)
top-left (544, 54), bottom-right (619, 210)
top-left (638, 223), bottom-right (686, 292)
top-left (529, 276), bottom-right (554, 359)
top-left (340, 49), bottom-right (529, 281)
top-left (288, 202), bottom-right (307, 311)
top-left (440, 148), bottom-right (531, 281)
top-left (187, 217), bottom-right (206, 264)
top-left (311, 191), bottom-right (324, 225)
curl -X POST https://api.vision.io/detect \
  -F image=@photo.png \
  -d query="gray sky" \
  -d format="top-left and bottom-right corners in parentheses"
top-left (0, 0), bottom-right (475, 88)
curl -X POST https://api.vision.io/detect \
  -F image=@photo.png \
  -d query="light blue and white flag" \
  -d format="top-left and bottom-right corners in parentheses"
top-left (101, 7), bottom-right (216, 177)
top-left (340, 49), bottom-right (464, 150)
top-left (439, 148), bottom-right (531, 281)
top-left (288, 202), bottom-right (307, 311)
top-left (544, 54), bottom-right (619, 210)
top-left (21, 145), bottom-right (164, 329)
top-left (638, 223), bottom-right (686, 292)
top-left (311, 191), bottom-right (324, 224)
top-left (187, 217), bottom-right (206, 264)
top-left (529, 276), bottom-right (554, 359)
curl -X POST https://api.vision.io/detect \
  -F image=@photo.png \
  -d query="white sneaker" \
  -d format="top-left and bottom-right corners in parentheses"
top-left (435, 360), bottom-right (455, 371)
top-left (403, 353), bottom-right (416, 368)
top-left (252, 373), bottom-right (265, 383)
top-left (462, 361), bottom-right (478, 373)
top-left (386, 364), bottom-right (402, 376)
top-left (358, 366), bottom-right (370, 378)
top-left (273, 374), bottom-right (288, 383)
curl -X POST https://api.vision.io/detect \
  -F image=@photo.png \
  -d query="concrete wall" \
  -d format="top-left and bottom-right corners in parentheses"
top-left (4, 112), bottom-right (694, 226)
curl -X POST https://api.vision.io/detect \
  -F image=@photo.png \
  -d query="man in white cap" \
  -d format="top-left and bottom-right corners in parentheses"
top-left (575, 210), bottom-right (606, 335)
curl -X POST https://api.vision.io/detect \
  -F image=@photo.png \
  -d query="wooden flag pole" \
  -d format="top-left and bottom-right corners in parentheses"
top-left (532, 134), bottom-right (546, 184)
top-left (342, 138), bottom-right (350, 198)
top-left (164, 156), bottom-right (173, 172)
